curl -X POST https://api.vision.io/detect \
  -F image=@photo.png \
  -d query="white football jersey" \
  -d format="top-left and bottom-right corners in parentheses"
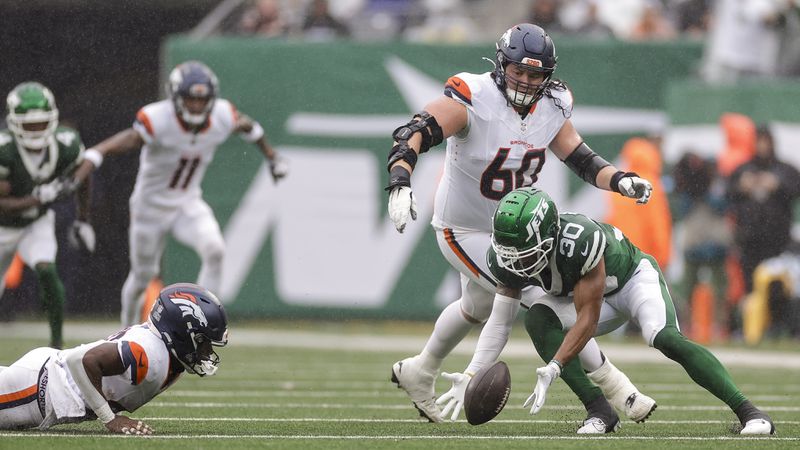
top-left (432, 72), bottom-right (573, 232)
top-left (130, 99), bottom-right (238, 209)
top-left (42, 323), bottom-right (181, 427)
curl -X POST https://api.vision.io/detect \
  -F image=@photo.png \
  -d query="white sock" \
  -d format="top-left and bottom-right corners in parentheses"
top-left (578, 338), bottom-right (605, 372)
top-left (420, 300), bottom-right (476, 372)
top-left (587, 357), bottom-right (636, 401)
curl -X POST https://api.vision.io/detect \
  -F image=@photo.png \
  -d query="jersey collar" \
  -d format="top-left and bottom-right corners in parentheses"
top-left (16, 135), bottom-right (58, 182)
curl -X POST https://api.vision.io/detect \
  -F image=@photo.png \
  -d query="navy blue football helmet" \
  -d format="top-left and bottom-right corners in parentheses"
top-left (167, 61), bottom-right (219, 126)
top-left (493, 24), bottom-right (558, 108)
top-left (149, 282), bottom-right (228, 376)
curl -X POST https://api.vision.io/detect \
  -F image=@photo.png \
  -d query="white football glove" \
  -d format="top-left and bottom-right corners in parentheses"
top-left (269, 155), bottom-right (289, 182)
top-left (523, 361), bottom-right (562, 415)
top-left (31, 178), bottom-right (65, 205)
top-left (617, 175), bottom-right (653, 204)
top-left (387, 186), bottom-right (417, 233)
top-left (68, 220), bottom-right (96, 253)
top-left (436, 371), bottom-right (473, 421)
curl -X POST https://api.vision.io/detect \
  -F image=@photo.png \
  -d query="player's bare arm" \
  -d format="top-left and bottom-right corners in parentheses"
top-left (235, 113), bottom-right (287, 181)
top-left (552, 259), bottom-right (606, 366)
top-left (65, 342), bottom-right (154, 435)
top-left (550, 119), bottom-right (653, 204)
top-left (525, 255), bottom-right (606, 415)
top-left (72, 128), bottom-right (144, 183)
top-left (76, 176), bottom-right (91, 221)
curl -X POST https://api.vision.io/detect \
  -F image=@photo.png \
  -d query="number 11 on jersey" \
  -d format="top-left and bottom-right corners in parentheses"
top-left (169, 157), bottom-right (200, 189)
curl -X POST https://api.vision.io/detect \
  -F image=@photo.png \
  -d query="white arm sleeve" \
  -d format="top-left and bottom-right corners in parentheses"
top-left (64, 343), bottom-right (116, 423)
top-left (240, 121), bottom-right (264, 143)
top-left (464, 294), bottom-right (520, 375)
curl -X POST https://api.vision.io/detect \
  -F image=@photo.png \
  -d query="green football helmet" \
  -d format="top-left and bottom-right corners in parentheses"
top-left (6, 82), bottom-right (59, 149)
top-left (491, 187), bottom-right (560, 277)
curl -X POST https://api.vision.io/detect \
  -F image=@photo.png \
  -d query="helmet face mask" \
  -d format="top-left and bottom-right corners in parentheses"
top-left (167, 61), bottom-right (219, 127)
top-left (503, 64), bottom-right (548, 108)
top-left (492, 233), bottom-right (555, 277)
top-left (6, 82), bottom-right (59, 150)
top-left (149, 283), bottom-right (228, 376)
top-left (493, 24), bottom-right (557, 108)
top-left (492, 188), bottom-right (560, 278)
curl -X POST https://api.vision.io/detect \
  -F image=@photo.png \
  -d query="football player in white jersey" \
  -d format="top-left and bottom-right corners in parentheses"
top-left (0, 282), bottom-right (228, 434)
top-left (387, 24), bottom-right (655, 428)
top-left (70, 61), bottom-right (288, 326)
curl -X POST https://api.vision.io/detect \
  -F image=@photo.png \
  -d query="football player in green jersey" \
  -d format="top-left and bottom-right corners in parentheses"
top-left (0, 82), bottom-right (95, 348)
top-left (440, 187), bottom-right (774, 435)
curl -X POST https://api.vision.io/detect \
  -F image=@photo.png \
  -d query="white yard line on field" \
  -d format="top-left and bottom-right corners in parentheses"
top-left (135, 417), bottom-right (800, 425)
top-left (0, 433), bottom-right (796, 441)
top-left (3, 321), bottom-right (800, 369)
top-left (147, 401), bottom-right (800, 412)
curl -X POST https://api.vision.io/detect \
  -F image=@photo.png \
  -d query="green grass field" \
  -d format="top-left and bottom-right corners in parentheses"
top-left (0, 320), bottom-right (798, 449)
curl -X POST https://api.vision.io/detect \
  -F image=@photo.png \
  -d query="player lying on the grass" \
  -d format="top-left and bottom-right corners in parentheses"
top-left (437, 187), bottom-right (774, 435)
top-left (0, 282), bottom-right (228, 435)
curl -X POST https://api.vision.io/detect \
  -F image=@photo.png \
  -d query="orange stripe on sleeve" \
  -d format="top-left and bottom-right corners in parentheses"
top-left (0, 384), bottom-right (38, 403)
top-left (136, 109), bottom-right (154, 136)
top-left (444, 229), bottom-right (480, 278)
top-left (128, 342), bottom-right (149, 385)
top-left (445, 76), bottom-right (472, 104)
top-left (229, 102), bottom-right (239, 122)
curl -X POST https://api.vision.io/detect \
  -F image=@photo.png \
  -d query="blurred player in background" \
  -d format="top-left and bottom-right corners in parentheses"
top-left (386, 23), bottom-right (654, 426)
top-left (0, 82), bottom-right (95, 349)
top-left (444, 187), bottom-right (773, 435)
top-left (70, 60), bottom-right (288, 326)
top-left (0, 282), bottom-right (228, 434)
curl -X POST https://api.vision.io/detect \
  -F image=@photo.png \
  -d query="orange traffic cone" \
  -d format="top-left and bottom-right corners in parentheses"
top-left (140, 276), bottom-right (164, 322)
top-left (691, 283), bottom-right (714, 344)
top-left (3, 253), bottom-right (24, 289)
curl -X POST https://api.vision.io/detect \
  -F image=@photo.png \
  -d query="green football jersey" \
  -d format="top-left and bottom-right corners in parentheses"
top-left (0, 127), bottom-right (84, 227)
top-left (488, 212), bottom-right (643, 296)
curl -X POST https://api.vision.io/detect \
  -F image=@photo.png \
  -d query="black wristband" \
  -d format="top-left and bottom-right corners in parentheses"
top-left (385, 165), bottom-right (411, 191)
top-left (387, 144), bottom-right (418, 171)
top-left (610, 171), bottom-right (639, 193)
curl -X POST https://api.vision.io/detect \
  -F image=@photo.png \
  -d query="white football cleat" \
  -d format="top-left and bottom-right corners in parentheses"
top-left (391, 355), bottom-right (443, 423)
top-left (740, 418), bottom-right (775, 435)
top-left (587, 358), bottom-right (657, 423)
top-left (577, 416), bottom-right (620, 434)
top-left (622, 392), bottom-right (657, 423)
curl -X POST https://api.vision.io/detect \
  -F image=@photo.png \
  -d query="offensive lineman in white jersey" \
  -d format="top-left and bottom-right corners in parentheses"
top-left (0, 283), bottom-right (228, 435)
top-left (70, 61), bottom-right (288, 326)
top-left (387, 24), bottom-right (655, 431)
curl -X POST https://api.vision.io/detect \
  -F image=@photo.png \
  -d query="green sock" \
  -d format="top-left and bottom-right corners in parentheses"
top-left (525, 304), bottom-right (605, 406)
top-left (36, 264), bottom-right (65, 349)
top-left (653, 326), bottom-right (747, 410)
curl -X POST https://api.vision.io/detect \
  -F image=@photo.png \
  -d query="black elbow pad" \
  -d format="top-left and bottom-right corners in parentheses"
top-left (563, 142), bottom-right (611, 187)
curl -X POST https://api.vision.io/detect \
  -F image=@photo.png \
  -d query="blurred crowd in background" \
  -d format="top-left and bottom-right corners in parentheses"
top-left (607, 117), bottom-right (800, 346)
top-left (215, 0), bottom-right (800, 78)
